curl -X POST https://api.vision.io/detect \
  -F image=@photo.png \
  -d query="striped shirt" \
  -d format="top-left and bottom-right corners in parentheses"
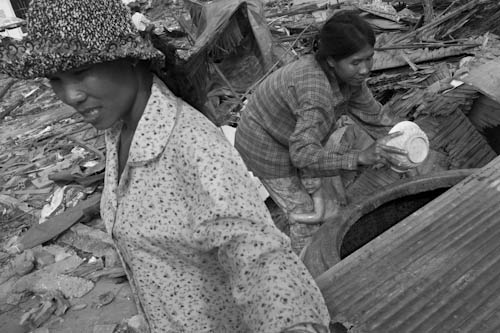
top-left (235, 55), bottom-right (385, 179)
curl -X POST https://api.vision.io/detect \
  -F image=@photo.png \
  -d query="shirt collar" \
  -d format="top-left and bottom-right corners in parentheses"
top-left (126, 76), bottom-right (179, 165)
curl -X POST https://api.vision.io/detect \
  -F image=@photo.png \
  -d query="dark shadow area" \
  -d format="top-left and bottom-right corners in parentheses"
top-left (483, 125), bottom-right (500, 154)
top-left (330, 321), bottom-right (348, 333)
top-left (10, 0), bottom-right (30, 19)
top-left (340, 187), bottom-right (448, 259)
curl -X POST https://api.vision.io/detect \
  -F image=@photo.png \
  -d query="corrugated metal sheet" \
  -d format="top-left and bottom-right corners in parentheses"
top-left (316, 155), bottom-right (500, 333)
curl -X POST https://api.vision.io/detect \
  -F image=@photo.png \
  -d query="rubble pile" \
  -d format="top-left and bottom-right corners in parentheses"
top-left (1, 0), bottom-right (500, 331)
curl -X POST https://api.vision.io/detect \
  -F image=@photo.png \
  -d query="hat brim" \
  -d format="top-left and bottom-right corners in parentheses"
top-left (0, 34), bottom-right (165, 79)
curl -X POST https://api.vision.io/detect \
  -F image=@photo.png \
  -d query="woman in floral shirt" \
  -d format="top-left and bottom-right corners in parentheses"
top-left (0, 0), bottom-right (331, 332)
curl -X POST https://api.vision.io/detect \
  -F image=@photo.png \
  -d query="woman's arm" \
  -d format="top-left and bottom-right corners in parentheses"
top-left (185, 125), bottom-right (331, 333)
top-left (192, 216), bottom-right (331, 333)
top-left (289, 101), bottom-right (360, 178)
top-left (348, 81), bottom-right (396, 127)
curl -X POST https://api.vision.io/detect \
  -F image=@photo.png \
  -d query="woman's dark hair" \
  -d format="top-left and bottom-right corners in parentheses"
top-left (316, 11), bottom-right (375, 62)
top-left (128, 2), bottom-right (141, 13)
top-left (149, 33), bottom-right (207, 112)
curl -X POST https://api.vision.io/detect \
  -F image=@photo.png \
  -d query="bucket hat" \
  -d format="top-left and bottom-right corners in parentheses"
top-left (0, 0), bottom-right (165, 79)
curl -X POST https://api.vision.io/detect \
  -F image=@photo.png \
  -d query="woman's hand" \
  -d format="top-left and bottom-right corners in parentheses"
top-left (357, 131), bottom-right (408, 167)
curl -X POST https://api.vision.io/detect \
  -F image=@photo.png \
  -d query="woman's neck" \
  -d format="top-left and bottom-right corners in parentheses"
top-left (122, 67), bottom-right (153, 133)
top-left (315, 55), bottom-right (346, 89)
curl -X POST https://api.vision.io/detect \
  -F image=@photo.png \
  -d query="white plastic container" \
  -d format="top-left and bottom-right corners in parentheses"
top-left (386, 121), bottom-right (429, 172)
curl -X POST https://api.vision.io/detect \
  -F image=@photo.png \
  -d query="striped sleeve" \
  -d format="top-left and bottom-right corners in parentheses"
top-left (348, 81), bottom-right (391, 126)
top-left (288, 72), bottom-right (359, 177)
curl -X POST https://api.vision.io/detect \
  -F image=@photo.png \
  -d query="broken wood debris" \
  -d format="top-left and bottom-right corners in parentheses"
top-left (19, 291), bottom-right (70, 331)
top-left (388, 0), bottom-right (490, 44)
top-left (14, 193), bottom-right (102, 252)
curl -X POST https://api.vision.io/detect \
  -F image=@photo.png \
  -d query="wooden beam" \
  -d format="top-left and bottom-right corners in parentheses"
top-left (422, 0), bottom-right (435, 23)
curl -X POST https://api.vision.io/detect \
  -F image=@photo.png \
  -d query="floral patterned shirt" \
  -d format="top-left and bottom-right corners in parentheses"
top-left (100, 77), bottom-right (330, 333)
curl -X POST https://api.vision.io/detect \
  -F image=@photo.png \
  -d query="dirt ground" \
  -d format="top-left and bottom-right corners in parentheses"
top-left (1, 279), bottom-right (137, 333)
top-left (0, 88), bottom-right (140, 331)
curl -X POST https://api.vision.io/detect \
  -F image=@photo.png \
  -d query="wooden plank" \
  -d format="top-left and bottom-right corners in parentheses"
top-left (422, 0), bottom-right (434, 23)
top-left (373, 45), bottom-right (476, 71)
top-left (18, 193), bottom-right (101, 250)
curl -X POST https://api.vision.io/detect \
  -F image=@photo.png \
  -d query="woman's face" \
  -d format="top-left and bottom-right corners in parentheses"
top-left (48, 60), bottom-right (138, 130)
top-left (328, 44), bottom-right (374, 86)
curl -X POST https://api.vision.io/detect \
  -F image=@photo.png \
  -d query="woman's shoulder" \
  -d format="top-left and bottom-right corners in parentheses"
top-left (147, 77), bottom-right (225, 150)
top-left (265, 55), bottom-right (325, 82)
top-left (290, 55), bottom-right (327, 77)
top-left (279, 55), bottom-right (330, 93)
top-left (169, 107), bottom-right (248, 175)
top-left (173, 102), bottom-right (229, 146)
